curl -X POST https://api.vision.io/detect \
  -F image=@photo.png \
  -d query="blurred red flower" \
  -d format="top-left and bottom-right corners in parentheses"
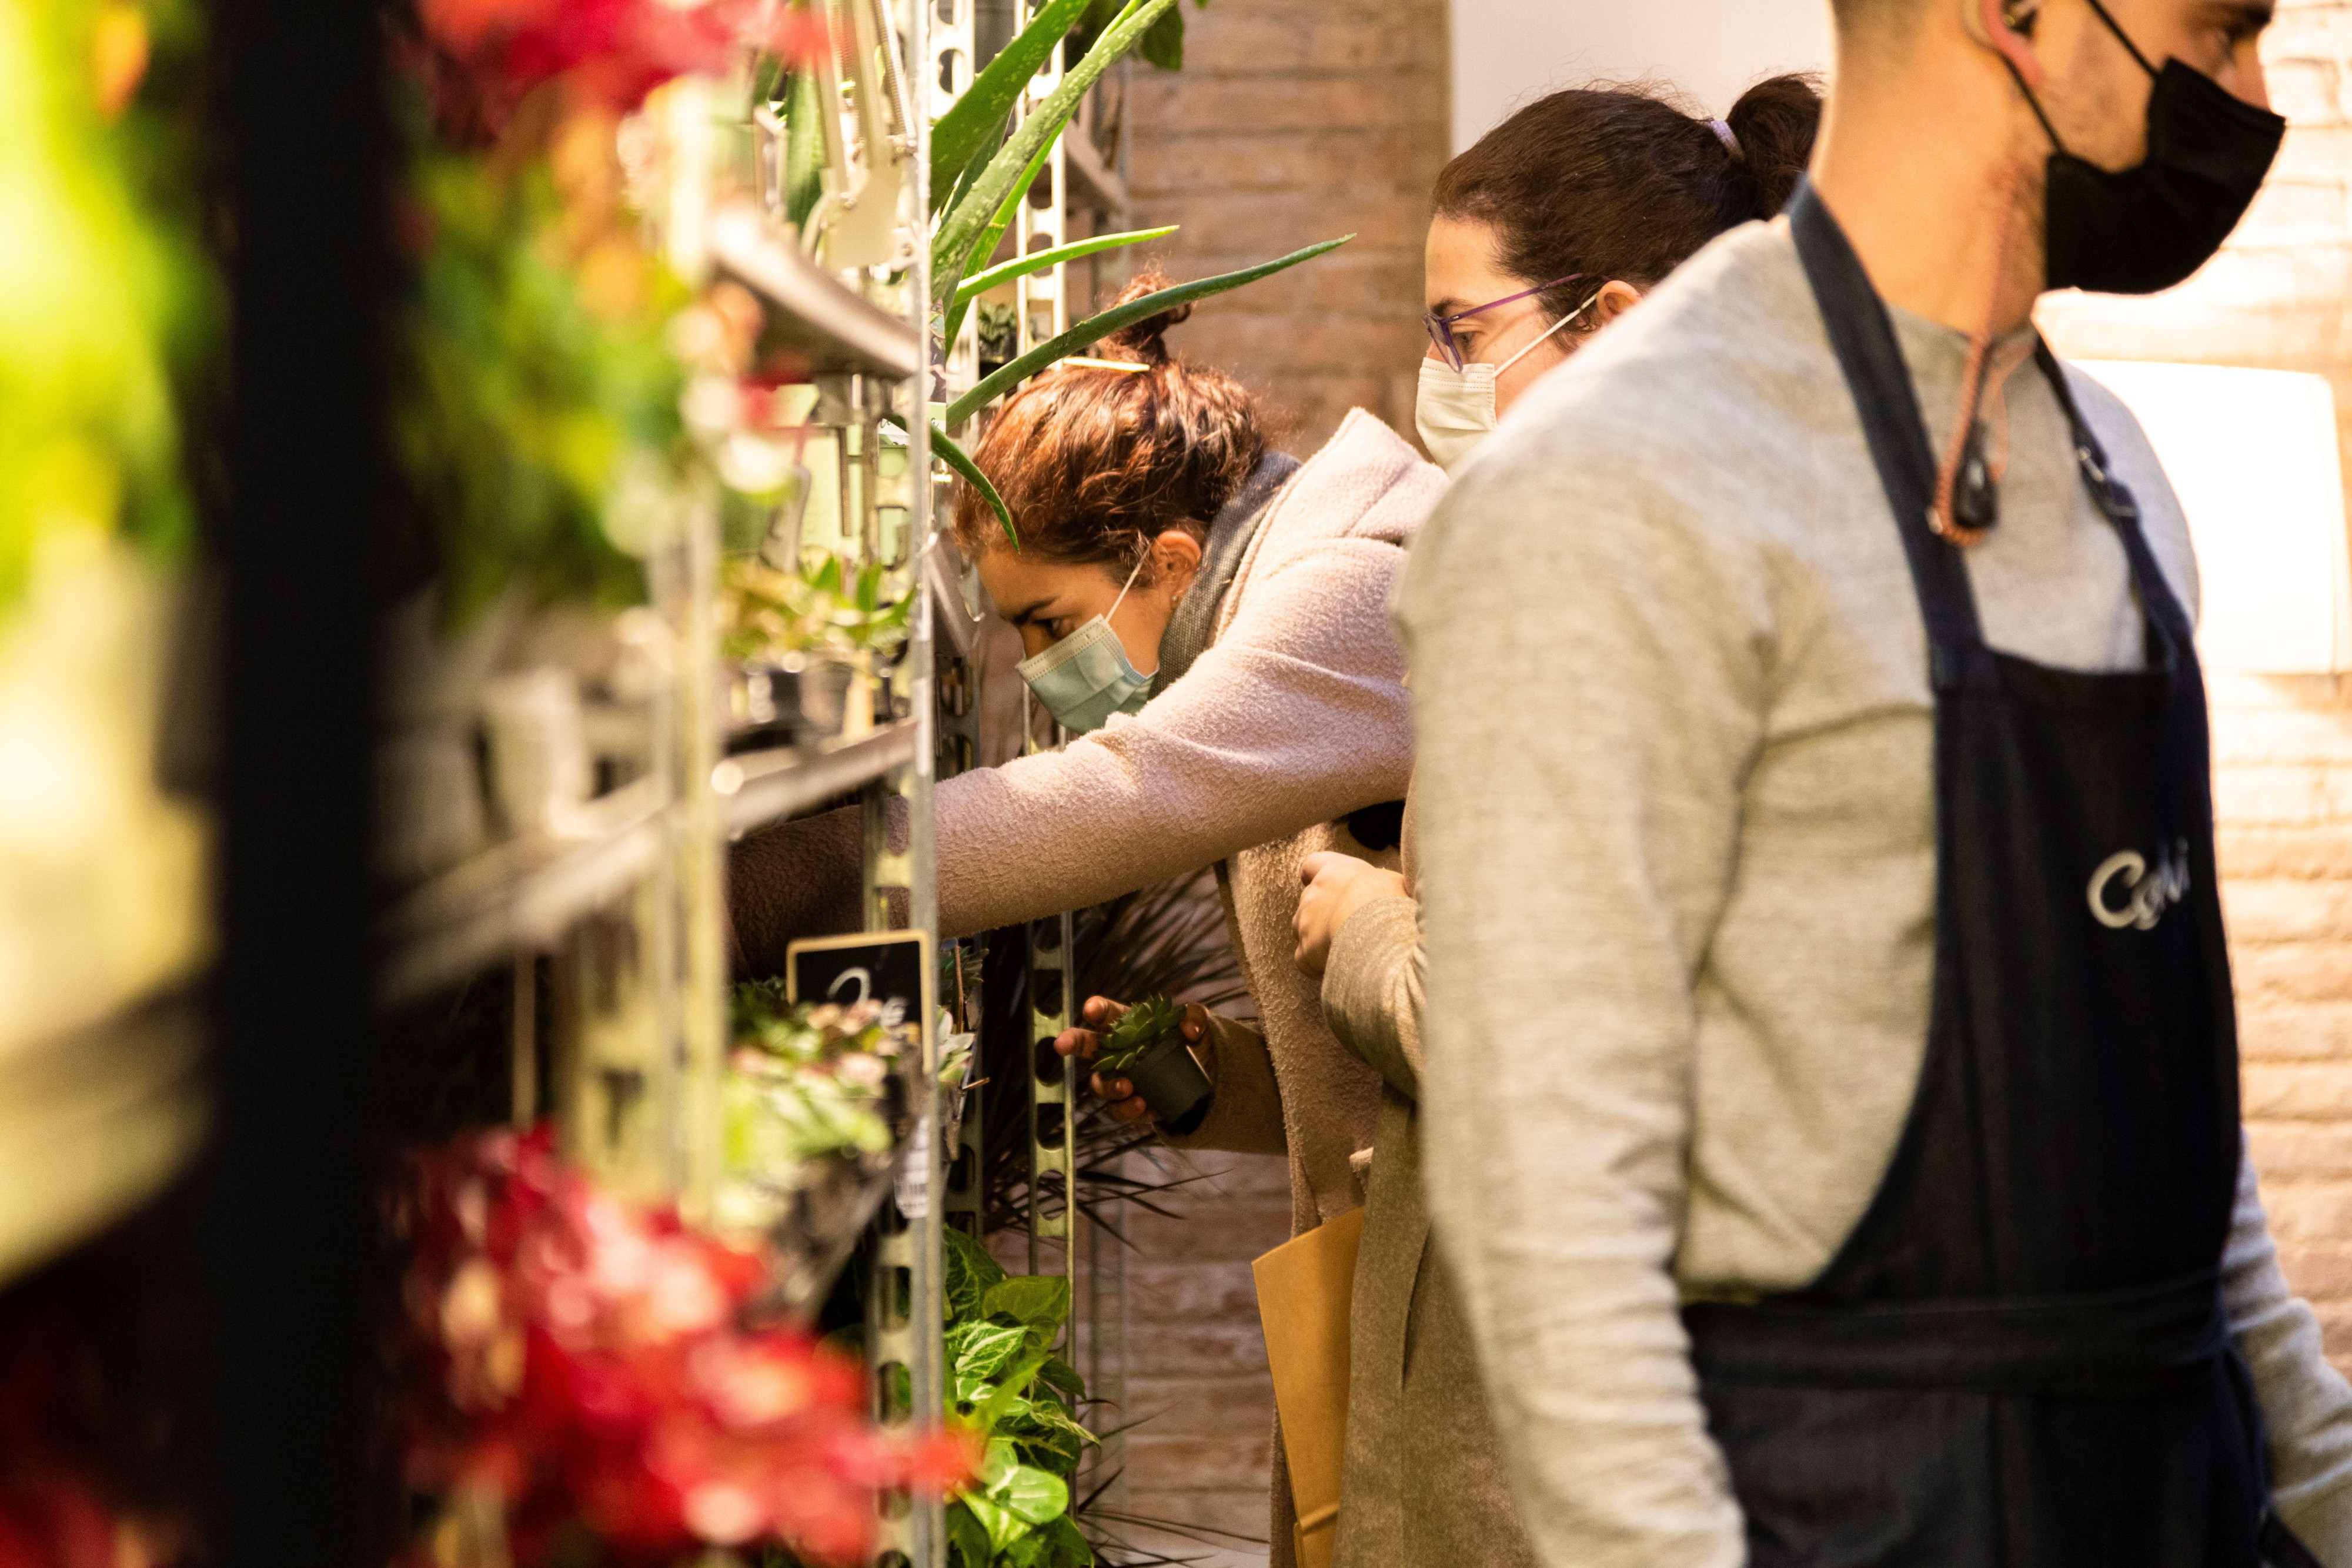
top-left (414, 0), bottom-right (833, 141)
top-left (390, 1126), bottom-right (969, 1567)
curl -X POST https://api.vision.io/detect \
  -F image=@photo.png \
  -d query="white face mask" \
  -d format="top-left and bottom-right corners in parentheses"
top-left (1414, 299), bottom-right (1589, 474)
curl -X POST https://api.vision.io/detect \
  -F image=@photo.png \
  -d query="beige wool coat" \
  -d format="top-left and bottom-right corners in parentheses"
top-left (933, 410), bottom-right (1448, 1568)
top-left (1315, 804), bottom-right (1538, 1568)
top-left (730, 410), bottom-right (1446, 1562)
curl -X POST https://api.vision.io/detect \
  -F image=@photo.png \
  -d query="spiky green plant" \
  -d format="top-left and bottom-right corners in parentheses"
top-left (1089, 995), bottom-right (1178, 1076)
top-left (913, 0), bottom-right (1349, 548)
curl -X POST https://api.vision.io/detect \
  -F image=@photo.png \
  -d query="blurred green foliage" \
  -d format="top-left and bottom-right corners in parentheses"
top-left (0, 0), bottom-right (222, 616)
top-left (392, 100), bottom-right (689, 625)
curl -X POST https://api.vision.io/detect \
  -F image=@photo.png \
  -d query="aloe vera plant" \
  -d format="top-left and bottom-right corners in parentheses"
top-left (917, 0), bottom-right (1349, 549)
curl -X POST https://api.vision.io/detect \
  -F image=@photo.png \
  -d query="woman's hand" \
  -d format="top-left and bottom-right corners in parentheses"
top-left (1053, 995), bottom-right (1211, 1123)
top-left (1294, 852), bottom-right (1410, 978)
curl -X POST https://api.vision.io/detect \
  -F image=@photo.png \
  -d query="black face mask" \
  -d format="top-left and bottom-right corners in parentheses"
top-left (2012, 0), bottom-right (2286, 295)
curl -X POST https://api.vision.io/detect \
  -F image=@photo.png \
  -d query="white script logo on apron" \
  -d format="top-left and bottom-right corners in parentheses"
top-left (2087, 840), bottom-right (2191, 931)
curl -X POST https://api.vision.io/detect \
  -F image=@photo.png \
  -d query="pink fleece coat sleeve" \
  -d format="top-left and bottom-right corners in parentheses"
top-left (935, 511), bottom-right (1418, 938)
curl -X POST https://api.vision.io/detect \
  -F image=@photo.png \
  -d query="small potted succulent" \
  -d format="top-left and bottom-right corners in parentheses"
top-left (1091, 995), bottom-right (1211, 1131)
top-left (719, 554), bottom-right (911, 751)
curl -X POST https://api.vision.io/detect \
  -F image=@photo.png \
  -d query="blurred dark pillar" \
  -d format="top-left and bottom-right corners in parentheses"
top-left (209, 0), bottom-right (385, 1559)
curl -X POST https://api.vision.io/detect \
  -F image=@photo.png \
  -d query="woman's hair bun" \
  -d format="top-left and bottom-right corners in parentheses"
top-left (1094, 271), bottom-right (1190, 366)
top-left (1722, 72), bottom-right (1824, 219)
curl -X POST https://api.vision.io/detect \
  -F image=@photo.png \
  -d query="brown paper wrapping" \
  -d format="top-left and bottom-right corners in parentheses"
top-left (1252, 1206), bottom-right (1365, 1568)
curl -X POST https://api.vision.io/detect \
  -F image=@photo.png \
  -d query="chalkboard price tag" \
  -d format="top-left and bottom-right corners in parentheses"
top-left (784, 930), bottom-right (934, 1033)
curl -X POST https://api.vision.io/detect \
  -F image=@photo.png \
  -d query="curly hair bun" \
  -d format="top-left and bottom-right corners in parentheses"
top-left (1094, 273), bottom-right (1190, 366)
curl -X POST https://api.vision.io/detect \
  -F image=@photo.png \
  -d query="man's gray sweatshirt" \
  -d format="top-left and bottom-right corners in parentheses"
top-left (1398, 217), bottom-right (2352, 1567)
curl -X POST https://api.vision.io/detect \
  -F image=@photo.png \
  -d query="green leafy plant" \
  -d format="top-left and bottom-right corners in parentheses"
top-left (2, 0), bottom-right (219, 617)
top-left (943, 1228), bottom-right (1095, 1568)
top-left (393, 123), bottom-right (686, 624)
top-left (1073, 0), bottom-right (1209, 71)
top-left (720, 551), bottom-right (914, 661)
top-left (1089, 995), bottom-right (1179, 1076)
top-left (724, 987), bottom-right (910, 1171)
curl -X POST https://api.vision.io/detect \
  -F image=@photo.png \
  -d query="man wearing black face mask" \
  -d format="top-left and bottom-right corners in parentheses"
top-left (1402, 2), bottom-right (2352, 1566)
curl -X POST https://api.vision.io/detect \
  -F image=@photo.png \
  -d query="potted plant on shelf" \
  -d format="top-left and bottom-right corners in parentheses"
top-left (719, 985), bottom-right (922, 1316)
top-left (718, 552), bottom-right (913, 751)
top-left (938, 1229), bottom-right (1095, 1568)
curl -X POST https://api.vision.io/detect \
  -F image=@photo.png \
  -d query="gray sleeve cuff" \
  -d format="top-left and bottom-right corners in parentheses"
top-left (1321, 894), bottom-right (1424, 1101)
top-left (2221, 1144), bottom-right (2352, 1557)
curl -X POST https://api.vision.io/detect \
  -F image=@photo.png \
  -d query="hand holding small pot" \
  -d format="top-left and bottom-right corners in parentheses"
top-left (1053, 995), bottom-right (1213, 1131)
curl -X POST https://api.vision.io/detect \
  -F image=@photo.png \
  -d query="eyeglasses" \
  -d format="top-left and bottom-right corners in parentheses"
top-left (1422, 274), bottom-right (1586, 372)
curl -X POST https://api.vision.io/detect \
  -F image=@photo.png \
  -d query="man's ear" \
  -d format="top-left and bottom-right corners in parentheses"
top-left (1965, 0), bottom-right (2046, 85)
top-left (1152, 527), bottom-right (1205, 595)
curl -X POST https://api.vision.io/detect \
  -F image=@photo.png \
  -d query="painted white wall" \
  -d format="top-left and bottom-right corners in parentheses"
top-left (1450, 0), bottom-right (1835, 153)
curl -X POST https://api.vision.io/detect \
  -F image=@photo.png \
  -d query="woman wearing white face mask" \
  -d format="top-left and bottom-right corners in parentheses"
top-left (1415, 72), bottom-right (1825, 474)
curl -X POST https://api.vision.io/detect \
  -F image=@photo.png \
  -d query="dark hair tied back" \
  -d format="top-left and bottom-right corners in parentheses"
top-left (1434, 72), bottom-right (1825, 321)
top-left (1718, 73), bottom-right (1822, 221)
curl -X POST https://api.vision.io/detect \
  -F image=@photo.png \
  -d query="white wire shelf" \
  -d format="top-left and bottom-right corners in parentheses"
top-left (718, 718), bottom-right (920, 837)
top-left (708, 203), bottom-right (924, 380)
top-left (376, 777), bottom-right (672, 1008)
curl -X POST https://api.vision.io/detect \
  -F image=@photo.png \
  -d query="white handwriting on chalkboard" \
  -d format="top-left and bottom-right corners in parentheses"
top-left (824, 965), bottom-right (907, 1029)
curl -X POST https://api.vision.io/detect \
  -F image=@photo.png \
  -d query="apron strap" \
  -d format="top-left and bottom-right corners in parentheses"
top-left (2029, 342), bottom-right (2192, 670)
top-left (1787, 180), bottom-right (1984, 685)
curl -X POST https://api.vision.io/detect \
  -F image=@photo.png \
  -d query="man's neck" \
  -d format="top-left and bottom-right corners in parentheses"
top-left (1809, 35), bottom-right (2046, 337)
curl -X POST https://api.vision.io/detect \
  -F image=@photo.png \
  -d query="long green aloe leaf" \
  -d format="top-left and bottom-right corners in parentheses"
top-left (929, 0), bottom-right (1093, 213)
top-left (888, 414), bottom-right (1019, 551)
top-left (931, 0), bottom-right (1179, 297)
top-left (944, 235), bottom-right (1353, 427)
top-left (940, 135), bottom-right (1055, 346)
top-left (935, 113), bottom-right (1006, 258)
top-left (954, 226), bottom-right (1178, 306)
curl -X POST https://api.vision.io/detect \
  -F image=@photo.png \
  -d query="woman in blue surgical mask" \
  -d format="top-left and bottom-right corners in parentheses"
top-left (1415, 73), bottom-right (1825, 474)
top-left (732, 274), bottom-right (1444, 1084)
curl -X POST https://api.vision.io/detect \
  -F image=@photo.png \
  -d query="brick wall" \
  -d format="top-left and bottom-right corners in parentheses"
top-left (1120, 0), bottom-right (1450, 454)
top-left (2039, 0), bottom-right (2352, 1378)
top-left (2218, 677), bottom-right (2352, 1365)
top-left (1115, 1151), bottom-right (1291, 1561)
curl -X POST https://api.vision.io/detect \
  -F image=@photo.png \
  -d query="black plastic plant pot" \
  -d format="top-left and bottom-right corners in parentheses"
top-left (1124, 1033), bottom-right (1211, 1130)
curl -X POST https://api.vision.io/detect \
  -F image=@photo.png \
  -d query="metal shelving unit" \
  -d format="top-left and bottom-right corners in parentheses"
top-left (719, 720), bottom-right (923, 835)
top-left (710, 201), bottom-right (925, 380)
top-left (376, 780), bottom-right (672, 1009)
top-left (374, 2), bottom-right (953, 1560)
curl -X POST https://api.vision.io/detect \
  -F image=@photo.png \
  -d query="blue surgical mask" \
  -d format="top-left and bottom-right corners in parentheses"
top-left (1015, 554), bottom-right (1156, 734)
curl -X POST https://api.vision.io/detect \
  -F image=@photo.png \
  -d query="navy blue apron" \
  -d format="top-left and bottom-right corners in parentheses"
top-left (1679, 180), bottom-right (2320, 1568)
